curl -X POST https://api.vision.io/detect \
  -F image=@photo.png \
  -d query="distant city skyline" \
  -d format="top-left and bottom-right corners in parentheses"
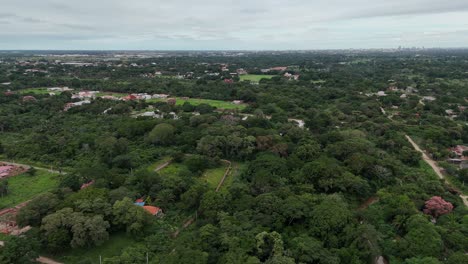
top-left (1, 0), bottom-right (468, 50)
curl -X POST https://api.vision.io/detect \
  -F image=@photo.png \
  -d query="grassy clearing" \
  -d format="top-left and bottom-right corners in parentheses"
top-left (18, 88), bottom-right (51, 95)
top-left (157, 163), bottom-right (187, 177)
top-left (417, 160), bottom-right (441, 181)
top-left (0, 170), bottom-right (60, 209)
top-left (201, 165), bottom-right (228, 188)
top-left (55, 233), bottom-right (140, 263)
top-left (240, 74), bottom-right (275, 82)
top-left (96, 92), bottom-right (127, 98)
top-left (219, 162), bottom-right (246, 191)
top-left (147, 97), bottom-right (247, 110)
top-left (147, 156), bottom-right (172, 172)
top-left (0, 233), bottom-right (11, 241)
top-left (311, 80), bottom-right (326, 84)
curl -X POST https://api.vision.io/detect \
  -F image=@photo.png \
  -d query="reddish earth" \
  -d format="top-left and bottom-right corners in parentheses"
top-left (0, 163), bottom-right (28, 179)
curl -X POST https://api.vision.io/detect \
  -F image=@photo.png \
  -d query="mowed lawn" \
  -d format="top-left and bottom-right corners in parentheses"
top-left (55, 233), bottom-right (140, 263)
top-left (147, 97), bottom-right (247, 110)
top-left (240, 74), bottom-right (275, 82)
top-left (0, 170), bottom-right (60, 209)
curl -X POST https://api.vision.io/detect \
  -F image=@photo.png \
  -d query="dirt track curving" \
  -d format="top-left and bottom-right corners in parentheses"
top-left (405, 135), bottom-right (468, 207)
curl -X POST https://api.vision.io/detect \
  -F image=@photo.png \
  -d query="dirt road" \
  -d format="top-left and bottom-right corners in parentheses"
top-left (405, 136), bottom-right (444, 179)
top-left (36, 256), bottom-right (63, 264)
top-left (0, 242), bottom-right (62, 264)
top-left (405, 135), bottom-right (468, 207)
top-left (154, 160), bottom-right (172, 172)
top-left (0, 161), bottom-right (64, 174)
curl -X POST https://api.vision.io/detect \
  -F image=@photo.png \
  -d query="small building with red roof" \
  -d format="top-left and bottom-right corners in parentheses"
top-left (143, 206), bottom-right (163, 216)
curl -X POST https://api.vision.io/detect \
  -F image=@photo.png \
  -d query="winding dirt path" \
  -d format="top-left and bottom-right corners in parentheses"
top-left (405, 135), bottom-right (468, 207)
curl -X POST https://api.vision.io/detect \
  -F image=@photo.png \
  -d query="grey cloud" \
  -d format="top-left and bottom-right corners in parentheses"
top-left (239, 8), bottom-right (269, 14)
top-left (58, 23), bottom-right (95, 31)
top-left (22, 17), bottom-right (46, 23)
top-left (0, 13), bottom-right (16, 18)
top-left (344, 1), bottom-right (468, 19)
top-left (1, 0), bottom-right (468, 49)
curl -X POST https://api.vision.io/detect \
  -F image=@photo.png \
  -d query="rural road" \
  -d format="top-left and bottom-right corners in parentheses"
top-left (154, 160), bottom-right (172, 172)
top-left (36, 256), bottom-right (63, 264)
top-left (405, 135), bottom-right (468, 207)
top-left (0, 161), bottom-right (65, 174)
top-left (0, 242), bottom-right (62, 264)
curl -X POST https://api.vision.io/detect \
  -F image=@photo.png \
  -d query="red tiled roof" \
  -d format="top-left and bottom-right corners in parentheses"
top-left (135, 198), bottom-right (144, 203)
top-left (143, 206), bottom-right (161, 215)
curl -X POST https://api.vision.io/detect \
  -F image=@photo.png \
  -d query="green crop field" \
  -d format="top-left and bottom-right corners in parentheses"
top-left (0, 170), bottom-right (60, 209)
top-left (147, 97), bottom-right (247, 110)
top-left (240, 74), bottom-right (275, 82)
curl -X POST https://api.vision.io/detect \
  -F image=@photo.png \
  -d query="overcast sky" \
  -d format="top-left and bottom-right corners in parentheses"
top-left (0, 0), bottom-right (467, 50)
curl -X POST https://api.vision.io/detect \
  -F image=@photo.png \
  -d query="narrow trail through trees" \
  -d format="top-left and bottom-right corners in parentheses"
top-left (172, 159), bottom-right (234, 238)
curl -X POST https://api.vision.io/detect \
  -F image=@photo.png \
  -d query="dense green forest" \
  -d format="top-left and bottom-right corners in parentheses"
top-left (0, 50), bottom-right (466, 264)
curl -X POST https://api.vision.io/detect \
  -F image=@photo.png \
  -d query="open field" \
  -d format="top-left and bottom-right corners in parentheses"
top-left (0, 170), bottom-right (60, 209)
top-left (156, 160), bottom-right (232, 190)
top-left (218, 162), bottom-right (246, 192)
top-left (157, 163), bottom-right (187, 177)
top-left (55, 233), bottom-right (140, 263)
top-left (147, 97), bottom-right (247, 110)
top-left (147, 156), bottom-right (172, 172)
top-left (201, 164), bottom-right (229, 188)
top-left (96, 92), bottom-right (127, 98)
top-left (240, 74), bottom-right (275, 82)
top-left (18, 88), bottom-right (52, 95)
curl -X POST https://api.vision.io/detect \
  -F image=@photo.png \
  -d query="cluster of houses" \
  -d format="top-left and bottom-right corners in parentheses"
top-left (66, 91), bottom-right (170, 110)
top-left (445, 106), bottom-right (466, 120)
top-left (72, 91), bottom-right (99, 99)
top-left (47, 86), bottom-right (73, 95)
top-left (24, 69), bottom-right (48, 74)
top-left (64, 100), bottom-right (91, 111)
top-left (448, 145), bottom-right (468, 169)
top-left (261, 66), bottom-right (288, 73)
top-left (284, 72), bottom-right (300, 81)
top-left (135, 110), bottom-right (179, 120)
